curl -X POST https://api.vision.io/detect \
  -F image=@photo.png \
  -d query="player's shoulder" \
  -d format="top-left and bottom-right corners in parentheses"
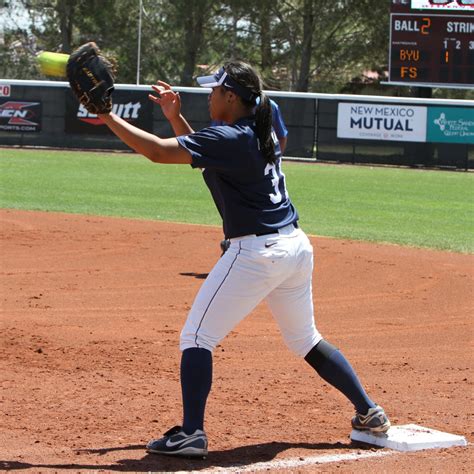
top-left (207, 118), bottom-right (255, 137)
top-left (199, 124), bottom-right (243, 140)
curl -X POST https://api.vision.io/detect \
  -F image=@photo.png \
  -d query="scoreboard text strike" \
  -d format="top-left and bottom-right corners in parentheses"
top-left (389, 4), bottom-right (474, 87)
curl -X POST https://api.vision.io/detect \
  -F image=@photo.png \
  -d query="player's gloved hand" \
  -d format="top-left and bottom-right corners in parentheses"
top-left (66, 42), bottom-right (116, 115)
top-left (148, 80), bottom-right (181, 121)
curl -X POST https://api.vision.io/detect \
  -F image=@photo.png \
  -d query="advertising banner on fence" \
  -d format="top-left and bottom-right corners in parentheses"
top-left (427, 107), bottom-right (474, 144)
top-left (0, 84), bottom-right (11, 97)
top-left (0, 100), bottom-right (42, 132)
top-left (337, 103), bottom-right (427, 142)
top-left (65, 91), bottom-right (153, 134)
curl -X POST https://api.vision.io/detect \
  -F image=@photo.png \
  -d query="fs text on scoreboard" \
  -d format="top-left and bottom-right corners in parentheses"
top-left (389, 1), bottom-right (474, 86)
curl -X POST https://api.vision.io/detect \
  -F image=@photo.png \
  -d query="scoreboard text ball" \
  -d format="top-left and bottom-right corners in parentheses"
top-left (389, 1), bottom-right (474, 87)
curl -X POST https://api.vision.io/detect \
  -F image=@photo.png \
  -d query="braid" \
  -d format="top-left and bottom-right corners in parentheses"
top-left (255, 92), bottom-right (276, 164)
top-left (223, 60), bottom-right (276, 165)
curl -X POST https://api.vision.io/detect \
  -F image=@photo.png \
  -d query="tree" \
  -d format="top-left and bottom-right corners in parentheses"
top-left (258, 0), bottom-right (273, 74)
top-left (56, 0), bottom-right (75, 52)
top-left (296, 0), bottom-right (316, 91)
top-left (178, 0), bottom-right (210, 85)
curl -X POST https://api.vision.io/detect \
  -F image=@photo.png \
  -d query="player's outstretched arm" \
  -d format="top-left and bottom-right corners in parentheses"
top-left (99, 112), bottom-right (192, 165)
top-left (65, 43), bottom-right (192, 164)
top-left (149, 80), bottom-right (194, 136)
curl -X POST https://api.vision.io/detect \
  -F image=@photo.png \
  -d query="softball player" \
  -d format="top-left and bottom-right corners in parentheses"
top-left (99, 61), bottom-right (390, 459)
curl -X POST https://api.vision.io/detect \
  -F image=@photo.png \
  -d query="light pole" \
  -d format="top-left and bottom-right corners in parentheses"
top-left (136, 0), bottom-right (143, 84)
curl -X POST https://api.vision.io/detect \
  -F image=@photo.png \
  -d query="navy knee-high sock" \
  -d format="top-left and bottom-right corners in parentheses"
top-left (305, 340), bottom-right (376, 414)
top-left (180, 347), bottom-right (212, 434)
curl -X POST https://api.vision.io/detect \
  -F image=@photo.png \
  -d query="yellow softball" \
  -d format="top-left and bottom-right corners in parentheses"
top-left (36, 51), bottom-right (70, 78)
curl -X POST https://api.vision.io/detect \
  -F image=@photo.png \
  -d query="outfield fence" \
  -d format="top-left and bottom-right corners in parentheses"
top-left (1, 79), bottom-right (473, 170)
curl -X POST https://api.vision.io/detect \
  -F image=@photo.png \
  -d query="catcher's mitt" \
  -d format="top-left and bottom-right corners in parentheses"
top-left (66, 42), bottom-right (116, 115)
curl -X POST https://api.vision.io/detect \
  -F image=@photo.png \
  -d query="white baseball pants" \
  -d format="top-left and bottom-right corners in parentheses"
top-left (180, 224), bottom-right (322, 357)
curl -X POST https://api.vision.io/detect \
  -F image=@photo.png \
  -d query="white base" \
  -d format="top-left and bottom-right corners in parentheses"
top-left (350, 424), bottom-right (467, 452)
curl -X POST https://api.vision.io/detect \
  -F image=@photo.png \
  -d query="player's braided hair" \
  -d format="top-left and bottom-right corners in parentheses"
top-left (223, 61), bottom-right (276, 165)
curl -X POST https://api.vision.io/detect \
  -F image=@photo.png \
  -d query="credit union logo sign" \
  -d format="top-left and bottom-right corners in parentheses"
top-left (428, 107), bottom-right (474, 144)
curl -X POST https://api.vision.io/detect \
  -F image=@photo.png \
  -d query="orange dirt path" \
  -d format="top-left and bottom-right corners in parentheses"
top-left (1, 209), bottom-right (472, 472)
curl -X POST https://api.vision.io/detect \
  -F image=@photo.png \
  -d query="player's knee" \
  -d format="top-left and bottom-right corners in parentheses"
top-left (180, 328), bottom-right (219, 353)
top-left (284, 333), bottom-right (323, 357)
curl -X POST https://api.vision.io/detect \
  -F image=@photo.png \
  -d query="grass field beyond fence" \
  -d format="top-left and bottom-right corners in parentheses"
top-left (1, 148), bottom-right (473, 253)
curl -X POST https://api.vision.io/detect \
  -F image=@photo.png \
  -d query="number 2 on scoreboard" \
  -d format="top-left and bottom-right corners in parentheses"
top-left (421, 17), bottom-right (431, 35)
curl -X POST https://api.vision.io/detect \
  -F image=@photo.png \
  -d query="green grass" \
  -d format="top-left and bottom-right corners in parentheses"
top-left (1, 148), bottom-right (473, 253)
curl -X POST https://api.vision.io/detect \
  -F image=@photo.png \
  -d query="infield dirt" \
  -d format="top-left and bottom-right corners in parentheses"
top-left (1, 209), bottom-right (472, 472)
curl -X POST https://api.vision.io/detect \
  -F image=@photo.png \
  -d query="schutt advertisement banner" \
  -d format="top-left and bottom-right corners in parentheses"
top-left (65, 90), bottom-right (153, 135)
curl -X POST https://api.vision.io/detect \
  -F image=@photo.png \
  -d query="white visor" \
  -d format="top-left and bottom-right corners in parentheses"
top-left (196, 68), bottom-right (228, 88)
top-left (196, 67), bottom-right (258, 103)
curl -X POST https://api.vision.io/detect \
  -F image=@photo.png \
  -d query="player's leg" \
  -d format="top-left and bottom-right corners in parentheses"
top-left (266, 231), bottom-right (390, 432)
top-left (148, 242), bottom-right (275, 457)
top-left (304, 340), bottom-right (390, 432)
top-left (146, 346), bottom-right (211, 457)
top-left (177, 239), bottom-right (285, 439)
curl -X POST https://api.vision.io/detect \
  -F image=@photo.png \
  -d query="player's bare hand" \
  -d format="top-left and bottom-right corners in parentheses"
top-left (149, 80), bottom-right (181, 121)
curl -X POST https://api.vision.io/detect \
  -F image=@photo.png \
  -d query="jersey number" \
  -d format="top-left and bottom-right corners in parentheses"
top-left (264, 163), bottom-right (286, 204)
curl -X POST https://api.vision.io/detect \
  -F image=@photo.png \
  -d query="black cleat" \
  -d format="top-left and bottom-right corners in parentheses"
top-left (146, 425), bottom-right (208, 458)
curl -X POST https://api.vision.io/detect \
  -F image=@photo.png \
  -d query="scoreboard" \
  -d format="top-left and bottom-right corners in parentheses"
top-left (389, 1), bottom-right (474, 87)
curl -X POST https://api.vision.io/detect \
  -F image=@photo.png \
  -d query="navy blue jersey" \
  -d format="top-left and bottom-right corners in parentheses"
top-left (176, 117), bottom-right (298, 239)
